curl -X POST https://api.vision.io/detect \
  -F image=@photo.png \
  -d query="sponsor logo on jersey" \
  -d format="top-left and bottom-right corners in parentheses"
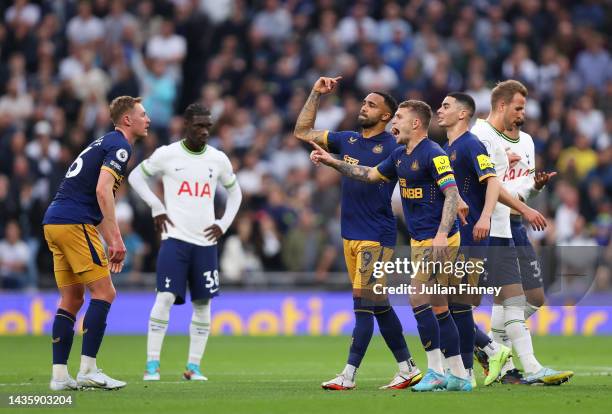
top-left (401, 187), bottom-right (423, 199)
top-left (110, 160), bottom-right (122, 170)
top-left (432, 155), bottom-right (452, 174)
top-left (116, 148), bottom-right (129, 162)
top-left (477, 154), bottom-right (494, 170)
top-left (343, 155), bottom-right (359, 165)
top-left (177, 181), bottom-right (212, 197)
top-left (372, 144), bottom-right (383, 154)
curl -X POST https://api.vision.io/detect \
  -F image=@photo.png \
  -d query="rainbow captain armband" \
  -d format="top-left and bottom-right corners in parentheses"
top-left (437, 175), bottom-right (457, 191)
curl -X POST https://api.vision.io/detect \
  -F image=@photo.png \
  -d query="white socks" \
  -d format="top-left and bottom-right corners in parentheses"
top-left (502, 296), bottom-right (543, 374)
top-left (342, 364), bottom-right (357, 380)
top-left (147, 292), bottom-right (175, 362)
top-left (79, 355), bottom-right (97, 374)
top-left (490, 305), bottom-right (516, 373)
top-left (426, 349), bottom-right (445, 375)
top-left (447, 355), bottom-right (467, 379)
top-left (188, 300), bottom-right (211, 366)
top-left (53, 364), bottom-right (69, 381)
top-left (524, 302), bottom-right (540, 320)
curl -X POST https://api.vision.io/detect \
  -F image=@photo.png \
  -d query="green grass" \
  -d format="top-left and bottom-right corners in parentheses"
top-left (1, 335), bottom-right (611, 413)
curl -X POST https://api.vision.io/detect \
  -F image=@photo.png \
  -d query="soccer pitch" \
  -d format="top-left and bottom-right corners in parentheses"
top-left (1, 336), bottom-right (611, 414)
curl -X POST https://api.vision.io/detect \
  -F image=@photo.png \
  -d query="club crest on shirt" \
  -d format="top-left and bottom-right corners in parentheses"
top-left (411, 160), bottom-right (419, 171)
top-left (395, 159), bottom-right (402, 167)
top-left (450, 151), bottom-right (457, 162)
top-left (372, 144), bottom-right (383, 154)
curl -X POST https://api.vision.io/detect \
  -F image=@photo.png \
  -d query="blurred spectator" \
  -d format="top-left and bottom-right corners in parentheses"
top-left (0, 220), bottom-right (31, 289)
top-left (252, 0), bottom-right (292, 43)
top-left (66, 0), bottom-right (104, 47)
top-left (574, 31), bottom-right (611, 91)
top-left (555, 182), bottom-right (580, 244)
top-left (115, 197), bottom-right (146, 285)
top-left (145, 18), bottom-right (186, 81)
top-left (356, 42), bottom-right (399, 93)
top-left (220, 214), bottom-right (263, 283)
top-left (282, 208), bottom-right (328, 273)
top-left (336, 2), bottom-right (377, 47)
top-left (557, 134), bottom-right (598, 180)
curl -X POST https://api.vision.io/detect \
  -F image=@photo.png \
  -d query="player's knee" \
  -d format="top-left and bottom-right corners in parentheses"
top-left (409, 294), bottom-right (428, 308)
top-left (156, 291), bottom-right (176, 310)
top-left (60, 296), bottom-right (84, 315)
top-left (525, 289), bottom-right (545, 308)
top-left (502, 294), bottom-right (526, 308)
top-left (105, 286), bottom-right (117, 303)
top-left (432, 305), bottom-right (448, 315)
top-left (192, 299), bottom-right (211, 321)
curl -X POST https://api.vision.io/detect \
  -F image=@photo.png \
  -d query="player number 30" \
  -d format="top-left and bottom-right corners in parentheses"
top-left (203, 270), bottom-right (219, 289)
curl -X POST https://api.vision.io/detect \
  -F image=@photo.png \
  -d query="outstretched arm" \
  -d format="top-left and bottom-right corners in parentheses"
top-left (310, 142), bottom-right (382, 183)
top-left (293, 76), bottom-right (342, 146)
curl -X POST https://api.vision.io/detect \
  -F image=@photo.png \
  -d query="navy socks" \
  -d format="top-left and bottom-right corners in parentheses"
top-left (347, 311), bottom-right (374, 367)
top-left (52, 308), bottom-right (76, 364)
top-left (375, 307), bottom-right (410, 362)
top-left (412, 304), bottom-right (440, 352)
top-left (450, 303), bottom-right (475, 369)
top-left (82, 299), bottom-right (111, 358)
top-left (436, 310), bottom-right (461, 358)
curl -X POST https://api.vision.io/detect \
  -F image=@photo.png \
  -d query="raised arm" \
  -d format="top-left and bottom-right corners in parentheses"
top-left (293, 76), bottom-right (342, 145)
top-left (310, 141), bottom-right (382, 183)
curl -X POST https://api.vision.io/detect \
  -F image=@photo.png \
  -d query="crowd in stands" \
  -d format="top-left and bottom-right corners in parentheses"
top-left (0, 0), bottom-right (609, 290)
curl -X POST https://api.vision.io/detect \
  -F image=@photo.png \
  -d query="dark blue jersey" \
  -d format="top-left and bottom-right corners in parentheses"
top-left (43, 130), bottom-right (132, 225)
top-left (376, 138), bottom-right (458, 241)
top-left (444, 131), bottom-right (496, 225)
top-left (324, 130), bottom-right (400, 246)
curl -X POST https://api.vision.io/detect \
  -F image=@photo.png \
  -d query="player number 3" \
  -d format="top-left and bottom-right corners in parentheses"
top-left (203, 270), bottom-right (219, 289)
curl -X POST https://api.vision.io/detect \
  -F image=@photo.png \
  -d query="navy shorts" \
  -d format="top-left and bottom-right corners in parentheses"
top-left (459, 224), bottom-right (489, 260)
top-left (156, 238), bottom-right (220, 305)
top-left (484, 236), bottom-right (522, 287)
top-left (511, 216), bottom-right (543, 290)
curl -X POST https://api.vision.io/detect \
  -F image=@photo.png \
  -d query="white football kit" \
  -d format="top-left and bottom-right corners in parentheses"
top-left (132, 140), bottom-right (239, 246)
top-left (471, 119), bottom-right (512, 238)
top-left (500, 130), bottom-right (540, 204)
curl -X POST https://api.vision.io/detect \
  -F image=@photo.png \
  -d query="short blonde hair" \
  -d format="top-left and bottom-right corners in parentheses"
top-left (491, 80), bottom-right (527, 108)
top-left (398, 100), bottom-right (432, 128)
top-left (109, 96), bottom-right (142, 126)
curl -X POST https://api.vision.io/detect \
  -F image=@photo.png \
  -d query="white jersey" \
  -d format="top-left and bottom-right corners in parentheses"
top-left (500, 130), bottom-right (537, 203)
top-left (471, 119), bottom-right (511, 238)
top-left (140, 141), bottom-right (237, 246)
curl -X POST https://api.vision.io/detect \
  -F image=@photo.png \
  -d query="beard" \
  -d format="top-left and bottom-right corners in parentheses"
top-left (357, 115), bottom-right (378, 128)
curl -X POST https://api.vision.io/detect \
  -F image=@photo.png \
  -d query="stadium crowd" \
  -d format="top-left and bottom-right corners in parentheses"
top-left (0, 0), bottom-right (609, 290)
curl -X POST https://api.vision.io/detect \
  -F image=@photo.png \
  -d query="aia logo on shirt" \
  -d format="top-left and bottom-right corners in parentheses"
top-left (503, 168), bottom-right (530, 181)
top-left (177, 181), bottom-right (211, 197)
